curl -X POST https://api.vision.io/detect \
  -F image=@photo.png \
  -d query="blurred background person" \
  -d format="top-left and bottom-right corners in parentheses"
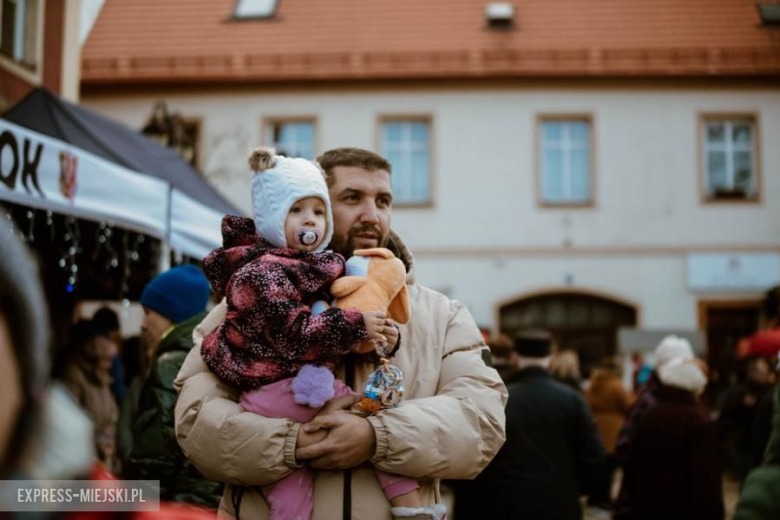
top-left (117, 334), bottom-right (144, 467)
top-left (469, 329), bottom-right (605, 520)
top-left (615, 337), bottom-right (723, 520)
top-left (616, 335), bottom-right (692, 465)
top-left (487, 333), bottom-right (516, 382)
top-left (0, 223), bottom-right (94, 482)
top-left (734, 285), bottom-right (780, 474)
top-left (550, 349), bottom-right (583, 392)
top-left (585, 358), bottom-right (634, 512)
top-left (60, 319), bottom-right (120, 472)
top-left (0, 222), bottom-right (223, 520)
top-left (735, 350), bottom-right (780, 520)
top-left (719, 356), bottom-right (775, 481)
top-left (92, 306), bottom-right (126, 405)
top-left (124, 265), bottom-right (222, 508)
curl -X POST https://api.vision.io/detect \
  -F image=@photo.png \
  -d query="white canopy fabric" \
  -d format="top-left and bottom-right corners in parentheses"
top-left (0, 119), bottom-right (224, 259)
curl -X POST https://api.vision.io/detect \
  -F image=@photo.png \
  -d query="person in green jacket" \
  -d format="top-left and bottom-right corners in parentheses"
top-left (734, 353), bottom-right (780, 520)
top-left (124, 265), bottom-right (223, 508)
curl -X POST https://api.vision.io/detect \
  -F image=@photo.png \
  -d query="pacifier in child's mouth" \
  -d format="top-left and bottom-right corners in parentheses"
top-left (297, 228), bottom-right (319, 246)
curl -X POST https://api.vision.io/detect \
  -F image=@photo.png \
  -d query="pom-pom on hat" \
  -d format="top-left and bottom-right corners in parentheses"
top-left (249, 148), bottom-right (333, 252)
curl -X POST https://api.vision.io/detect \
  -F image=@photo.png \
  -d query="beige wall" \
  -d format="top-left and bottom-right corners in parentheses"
top-left (82, 86), bottom-right (780, 329)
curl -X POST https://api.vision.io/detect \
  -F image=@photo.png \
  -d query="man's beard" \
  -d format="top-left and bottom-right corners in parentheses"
top-left (329, 224), bottom-right (389, 258)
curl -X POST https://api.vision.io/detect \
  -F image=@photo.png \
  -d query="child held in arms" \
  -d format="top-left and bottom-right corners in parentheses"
top-left (201, 149), bottom-right (433, 520)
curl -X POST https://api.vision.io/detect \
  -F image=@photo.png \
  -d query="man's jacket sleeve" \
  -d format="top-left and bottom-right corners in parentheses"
top-left (174, 300), bottom-right (302, 486)
top-left (367, 300), bottom-right (508, 479)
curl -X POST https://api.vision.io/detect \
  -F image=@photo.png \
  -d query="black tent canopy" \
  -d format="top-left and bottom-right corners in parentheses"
top-left (3, 87), bottom-right (238, 216)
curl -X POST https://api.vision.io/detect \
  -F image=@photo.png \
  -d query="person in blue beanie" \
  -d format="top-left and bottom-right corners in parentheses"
top-left (138, 264), bottom-right (211, 360)
top-left (121, 265), bottom-right (223, 508)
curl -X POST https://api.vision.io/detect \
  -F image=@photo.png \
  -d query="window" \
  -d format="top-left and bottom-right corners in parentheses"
top-left (234, 0), bottom-right (278, 18)
top-left (757, 4), bottom-right (780, 25)
top-left (539, 117), bottom-right (593, 206)
top-left (380, 118), bottom-right (432, 206)
top-left (264, 120), bottom-right (316, 159)
top-left (0, 0), bottom-right (38, 69)
top-left (702, 117), bottom-right (759, 201)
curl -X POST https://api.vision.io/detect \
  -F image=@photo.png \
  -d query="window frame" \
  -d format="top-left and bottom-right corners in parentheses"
top-left (260, 116), bottom-right (319, 160)
top-left (698, 113), bottom-right (762, 205)
top-left (0, 0), bottom-right (43, 82)
top-left (376, 114), bottom-right (435, 209)
top-left (535, 114), bottom-right (597, 209)
top-left (232, 0), bottom-right (280, 20)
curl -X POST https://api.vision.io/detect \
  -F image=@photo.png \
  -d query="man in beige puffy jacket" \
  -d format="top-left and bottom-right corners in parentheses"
top-left (174, 148), bottom-right (508, 520)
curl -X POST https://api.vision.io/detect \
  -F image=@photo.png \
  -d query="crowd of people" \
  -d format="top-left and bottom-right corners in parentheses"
top-left (1, 145), bottom-right (779, 520)
top-left (472, 283), bottom-right (780, 520)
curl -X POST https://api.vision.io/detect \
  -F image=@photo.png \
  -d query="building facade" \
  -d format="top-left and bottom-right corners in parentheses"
top-left (80, 0), bottom-right (780, 374)
top-left (0, 0), bottom-right (82, 107)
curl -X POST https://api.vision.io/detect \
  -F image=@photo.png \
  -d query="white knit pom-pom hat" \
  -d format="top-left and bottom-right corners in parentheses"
top-left (248, 148), bottom-right (333, 252)
top-left (654, 335), bottom-right (694, 368)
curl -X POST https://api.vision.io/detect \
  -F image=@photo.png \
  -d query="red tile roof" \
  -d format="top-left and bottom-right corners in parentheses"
top-left (81, 0), bottom-right (780, 84)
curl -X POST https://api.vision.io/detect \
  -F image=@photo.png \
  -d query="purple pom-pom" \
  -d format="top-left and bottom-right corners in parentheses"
top-left (291, 365), bottom-right (335, 408)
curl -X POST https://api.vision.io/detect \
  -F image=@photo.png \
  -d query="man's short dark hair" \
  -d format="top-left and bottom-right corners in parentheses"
top-left (316, 148), bottom-right (392, 187)
top-left (93, 307), bottom-right (120, 334)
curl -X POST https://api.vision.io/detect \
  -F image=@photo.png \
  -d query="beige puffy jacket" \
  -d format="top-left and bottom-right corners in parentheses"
top-left (174, 237), bottom-right (507, 519)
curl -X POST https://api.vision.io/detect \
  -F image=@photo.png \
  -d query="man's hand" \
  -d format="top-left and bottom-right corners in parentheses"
top-left (319, 393), bottom-right (360, 415)
top-left (295, 412), bottom-right (377, 469)
top-left (296, 394), bottom-right (359, 450)
top-left (383, 319), bottom-right (399, 352)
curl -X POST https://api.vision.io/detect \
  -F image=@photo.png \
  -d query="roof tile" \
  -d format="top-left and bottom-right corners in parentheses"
top-left (82, 0), bottom-right (780, 83)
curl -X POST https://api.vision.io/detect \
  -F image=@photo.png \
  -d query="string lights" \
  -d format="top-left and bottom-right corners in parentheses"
top-left (3, 204), bottom-right (172, 300)
top-left (61, 216), bottom-right (81, 293)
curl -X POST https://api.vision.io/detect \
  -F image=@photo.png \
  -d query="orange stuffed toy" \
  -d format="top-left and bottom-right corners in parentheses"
top-left (330, 247), bottom-right (411, 354)
top-left (327, 247), bottom-right (410, 415)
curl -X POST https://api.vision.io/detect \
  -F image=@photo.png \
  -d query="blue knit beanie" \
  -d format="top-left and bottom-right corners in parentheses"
top-left (140, 265), bottom-right (210, 324)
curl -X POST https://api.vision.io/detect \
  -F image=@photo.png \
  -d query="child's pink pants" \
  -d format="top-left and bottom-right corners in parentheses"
top-left (240, 377), bottom-right (419, 520)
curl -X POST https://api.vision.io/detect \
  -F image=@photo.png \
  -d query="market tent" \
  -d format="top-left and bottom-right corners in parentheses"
top-left (0, 87), bottom-right (240, 258)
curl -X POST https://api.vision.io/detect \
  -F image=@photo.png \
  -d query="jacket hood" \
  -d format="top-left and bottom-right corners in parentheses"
top-left (204, 215), bottom-right (332, 296)
top-left (386, 230), bottom-right (416, 285)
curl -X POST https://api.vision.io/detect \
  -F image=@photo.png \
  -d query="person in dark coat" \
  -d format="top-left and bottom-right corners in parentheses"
top-left (719, 357), bottom-right (775, 479)
top-left (735, 352), bottom-right (780, 520)
top-left (123, 265), bottom-right (223, 508)
top-left (615, 354), bottom-right (723, 520)
top-left (92, 307), bottom-right (126, 405)
top-left (463, 329), bottom-right (605, 520)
